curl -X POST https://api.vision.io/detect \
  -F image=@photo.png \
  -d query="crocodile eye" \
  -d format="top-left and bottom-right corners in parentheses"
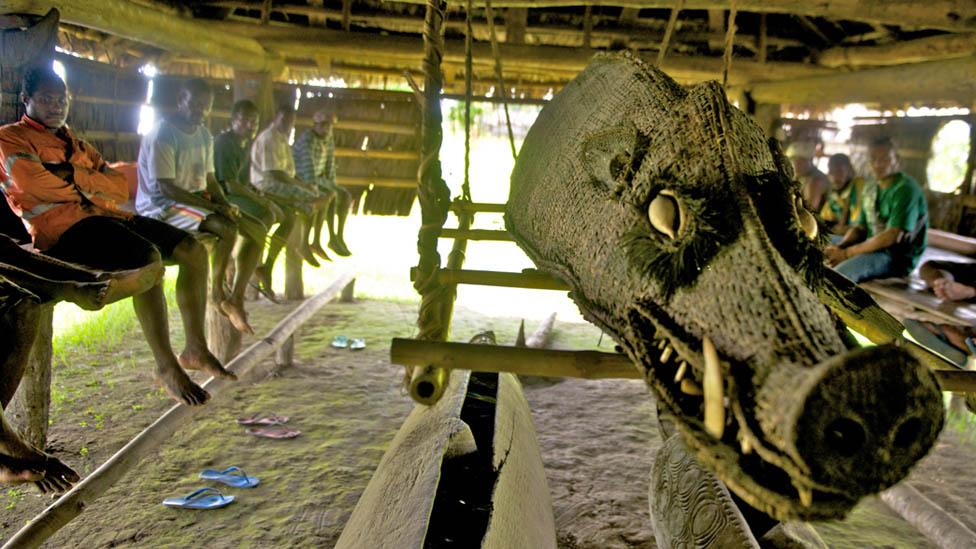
top-left (648, 190), bottom-right (685, 239)
top-left (794, 195), bottom-right (818, 240)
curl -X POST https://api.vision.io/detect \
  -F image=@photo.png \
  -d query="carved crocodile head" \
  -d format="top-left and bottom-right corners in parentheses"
top-left (506, 53), bottom-right (944, 521)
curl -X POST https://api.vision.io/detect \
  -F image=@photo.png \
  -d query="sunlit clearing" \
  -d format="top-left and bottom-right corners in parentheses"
top-left (928, 119), bottom-right (970, 193)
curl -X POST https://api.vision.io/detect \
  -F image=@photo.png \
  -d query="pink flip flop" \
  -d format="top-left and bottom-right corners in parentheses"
top-left (245, 426), bottom-right (301, 439)
top-left (236, 414), bottom-right (289, 426)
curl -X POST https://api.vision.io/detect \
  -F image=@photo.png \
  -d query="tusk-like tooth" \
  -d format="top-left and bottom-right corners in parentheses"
top-left (799, 487), bottom-right (813, 507)
top-left (740, 437), bottom-right (752, 454)
top-left (702, 335), bottom-right (726, 439)
top-left (680, 378), bottom-right (702, 396)
top-left (657, 339), bottom-right (668, 350)
top-left (660, 346), bottom-right (673, 363)
top-left (674, 361), bottom-right (688, 383)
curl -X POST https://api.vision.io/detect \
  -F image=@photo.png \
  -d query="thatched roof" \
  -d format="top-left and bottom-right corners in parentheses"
top-left (5, 0), bottom-right (976, 106)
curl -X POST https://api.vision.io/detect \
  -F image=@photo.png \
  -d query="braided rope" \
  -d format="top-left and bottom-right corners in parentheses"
top-left (722, 0), bottom-right (739, 89)
top-left (655, 0), bottom-right (685, 67)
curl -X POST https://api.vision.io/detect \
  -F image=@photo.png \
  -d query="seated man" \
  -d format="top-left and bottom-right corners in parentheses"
top-left (821, 153), bottom-right (865, 237)
top-left (825, 137), bottom-right (928, 283)
top-left (251, 103), bottom-right (330, 279)
top-left (787, 140), bottom-right (831, 212)
top-left (213, 99), bottom-right (291, 303)
top-left (0, 66), bottom-right (234, 408)
top-left (293, 106), bottom-right (352, 258)
top-left (0, 233), bottom-right (161, 493)
top-left (137, 78), bottom-right (259, 334)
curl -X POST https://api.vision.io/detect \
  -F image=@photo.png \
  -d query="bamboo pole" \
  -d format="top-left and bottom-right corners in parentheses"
top-left (2, 0), bottom-right (283, 73)
top-left (819, 33), bottom-right (976, 68)
top-left (450, 201), bottom-right (506, 214)
top-left (333, 148), bottom-right (417, 160)
top-left (439, 228), bottom-right (516, 241)
top-left (391, 338), bottom-right (976, 392)
top-left (410, 267), bottom-right (570, 290)
top-left (374, 0), bottom-right (976, 32)
top-left (2, 273), bottom-right (355, 549)
top-left (336, 175), bottom-right (417, 188)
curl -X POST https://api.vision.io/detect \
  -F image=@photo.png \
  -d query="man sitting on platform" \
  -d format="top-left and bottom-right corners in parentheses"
top-left (137, 78), bottom-right (259, 334)
top-left (0, 67), bottom-right (233, 409)
top-left (213, 99), bottom-right (291, 303)
top-left (293, 106), bottom-right (352, 258)
top-left (0, 233), bottom-right (162, 492)
top-left (251, 103), bottom-right (330, 279)
top-left (788, 140), bottom-right (831, 212)
top-left (821, 153), bottom-right (865, 237)
top-left (825, 137), bottom-right (928, 283)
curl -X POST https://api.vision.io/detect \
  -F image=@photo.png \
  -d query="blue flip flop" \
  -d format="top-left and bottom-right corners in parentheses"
top-left (331, 335), bottom-right (349, 348)
top-left (162, 487), bottom-right (235, 509)
top-left (349, 338), bottom-right (366, 350)
top-left (199, 466), bottom-right (260, 488)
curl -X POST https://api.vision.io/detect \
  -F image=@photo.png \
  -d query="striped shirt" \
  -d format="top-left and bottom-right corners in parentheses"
top-left (292, 129), bottom-right (336, 188)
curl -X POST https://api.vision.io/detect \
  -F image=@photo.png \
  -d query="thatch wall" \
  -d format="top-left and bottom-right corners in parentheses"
top-left (60, 54), bottom-right (144, 163)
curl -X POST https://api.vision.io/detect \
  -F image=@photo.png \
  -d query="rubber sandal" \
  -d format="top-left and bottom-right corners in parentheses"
top-left (199, 466), bottom-right (259, 488)
top-left (162, 487), bottom-right (235, 509)
top-left (331, 335), bottom-right (350, 349)
top-left (903, 319), bottom-right (968, 368)
top-left (349, 338), bottom-right (366, 350)
top-left (237, 414), bottom-right (289, 426)
top-left (245, 426), bottom-right (301, 439)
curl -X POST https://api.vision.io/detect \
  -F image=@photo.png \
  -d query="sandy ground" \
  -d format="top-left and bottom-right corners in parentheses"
top-left (1, 298), bottom-right (972, 548)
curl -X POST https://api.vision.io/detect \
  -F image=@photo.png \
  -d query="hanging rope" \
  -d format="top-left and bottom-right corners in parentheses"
top-left (462, 0), bottom-right (474, 203)
top-left (655, 0), bottom-right (684, 67)
top-left (414, 0), bottom-right (452, 346)
top-left (722, 1), bottom-right (739, 89)
top-left (483, 0), bottom-right (517, 160)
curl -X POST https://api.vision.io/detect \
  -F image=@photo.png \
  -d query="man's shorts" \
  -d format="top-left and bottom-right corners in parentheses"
top-left (149, 203), bottom-right (214, 233)
top-left (45, 215), bottom-right (192, 270)
top-left (227, 194), bottom-right (273, 227)
top-left (259, 181), bottom-right (321, 216)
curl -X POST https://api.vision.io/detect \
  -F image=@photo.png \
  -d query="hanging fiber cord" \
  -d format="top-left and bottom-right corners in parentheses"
top-left (655, 0), bottom-right (685, 67)
top-left (483, 0), bottom-right (518, 160)
top-left (722, 1), bottom-right (738, 89)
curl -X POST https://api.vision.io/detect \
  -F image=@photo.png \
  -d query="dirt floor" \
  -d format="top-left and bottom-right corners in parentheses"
top-left (1, 297), bottom-right (972, 548)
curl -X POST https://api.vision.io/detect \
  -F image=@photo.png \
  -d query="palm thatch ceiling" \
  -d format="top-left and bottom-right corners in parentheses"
top-left (5, 0), bottom-right (976, 105)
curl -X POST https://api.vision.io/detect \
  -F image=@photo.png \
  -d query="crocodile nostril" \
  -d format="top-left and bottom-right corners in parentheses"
top-left (894, 417), bottom-right (925, 449)
top-left (825, 417), bottom-right (866, 458)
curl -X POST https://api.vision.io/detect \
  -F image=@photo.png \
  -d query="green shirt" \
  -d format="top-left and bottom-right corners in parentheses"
top-left (856, 171), bottom-right (927, 269)
top-left (820, 176), bottom-right (864, 228)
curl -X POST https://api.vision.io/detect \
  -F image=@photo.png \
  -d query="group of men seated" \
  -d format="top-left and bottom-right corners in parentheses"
top-left (0, 66), bottom-right (352, 491)
top-left (791, 137), bottom-right (976, 361)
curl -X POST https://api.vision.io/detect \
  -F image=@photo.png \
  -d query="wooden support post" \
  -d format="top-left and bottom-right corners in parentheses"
top-left (284, 222), bottom-right (304, 301)
top-left (340, 278), bottom-right (356, 302)
top-left (274, 335), bottom-right (295, 368)
top-left (8, 305), bottom-right (53, 450)
top-left (757, 13), bottom-right (767, 65)
top-left (582, 6), bottom-right (592, 48)
top-left (341, 0), bottom-right (352, 31)
top-left (751, 102), bottom-right (781, 140)
top-left (505, 8), bottom-right (527, 44)
top-left (410, 267), bottom-right (570, 290)
top-left (206, 257), bottom-right (242, 363)
top-left (3, 274), bottom-right (354, 549)
top-left (232, 70), bottom-right (275, 128)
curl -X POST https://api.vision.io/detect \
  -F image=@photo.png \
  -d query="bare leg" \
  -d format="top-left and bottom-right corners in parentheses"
top-left (310, 207), bottom-right (329, 260)
top-left (229, 234), bottom-right (262, 331)
top-left (0, 300), bottom-right (79, 492)
top-left (168, 237), bottom-right (237, 381)
top-left (260, 209), bottom-right (296, 292)
top-left (328, 186), bottom-right (352, 256)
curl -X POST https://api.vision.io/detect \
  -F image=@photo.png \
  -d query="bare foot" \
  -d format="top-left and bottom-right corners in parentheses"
top-left (934, 279), bottom-right (976, 302)
top-left (155, 365), bottom-right (211, 406)
top-left (0, 452), bottom-right (79, 493)
top-left (328, 239), bottom-right (351, 257)
top-left (179, 348), bottom-right (238, 381)
top-left (310, 243), bottom-right (331, 261)
top-left (62, 280), bottom-right (112, 311)
top-left (300, 245), bottom-right (321, 267)
top-left (253, 266), bottom-right (279, 303)
top-left (219, 300), bottom-right (254, 335)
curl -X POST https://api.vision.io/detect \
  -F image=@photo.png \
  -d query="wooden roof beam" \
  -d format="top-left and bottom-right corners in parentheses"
top-left (1, 0), bottom-right (283, 73)
top-left (381, 0), bottom-right (976, 32)
top-left (258, 30), bottom-right (834, 86)
top-left (746, 54), bottom-right (976, 105)
top-left (819, 33), bottom-right (976, 67)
